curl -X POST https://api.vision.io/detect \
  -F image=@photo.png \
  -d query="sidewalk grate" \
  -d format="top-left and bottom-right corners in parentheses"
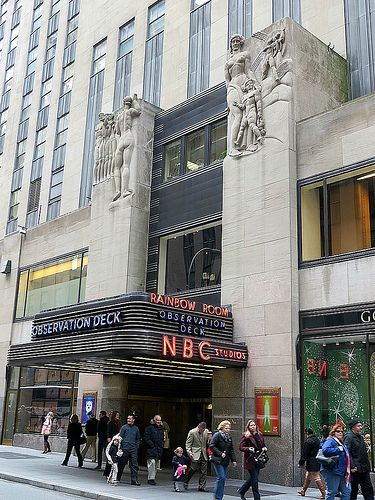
top-left (0, 452), bottom-right (42, 460)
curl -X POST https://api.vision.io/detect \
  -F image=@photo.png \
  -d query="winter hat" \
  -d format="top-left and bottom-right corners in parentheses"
top-left (305, 428), bottom-right (314, 435)
top-left (348, 418), bottom-right (362, 429)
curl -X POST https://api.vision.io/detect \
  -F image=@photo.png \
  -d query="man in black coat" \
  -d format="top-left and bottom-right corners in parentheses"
top-left (344, 419), bottom-right (374, 500)
top-left (143, 414), bottom-right (164, 485)
top-left (95, 410), bottom-right (109, 470)
top-left (298, 428), bottom-right (325, 498)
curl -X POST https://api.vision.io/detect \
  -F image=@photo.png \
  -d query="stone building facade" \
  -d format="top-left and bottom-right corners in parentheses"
top-left (0, 0), bottom-right (375, 487)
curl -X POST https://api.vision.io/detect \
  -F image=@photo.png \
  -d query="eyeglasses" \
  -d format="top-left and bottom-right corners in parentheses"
top-left (335, 430), bottom-right (344, 433)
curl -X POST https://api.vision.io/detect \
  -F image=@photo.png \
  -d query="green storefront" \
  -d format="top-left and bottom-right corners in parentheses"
top-left (300, 303), bottom-right (375, 469)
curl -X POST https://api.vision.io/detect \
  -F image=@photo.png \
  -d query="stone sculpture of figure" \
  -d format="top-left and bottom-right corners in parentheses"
top-left (107, 113), bottom-right (117, 177)
top-left (112, 94), bottom-right (141, 201)
top-left (261, 29), bottom-right (286, 82)
top-left (94, 113), bottom-right (106, 184)
top-left (233, 78), bottom-right (265, 152)
top-left (225, 34), bottom-right (260, 155)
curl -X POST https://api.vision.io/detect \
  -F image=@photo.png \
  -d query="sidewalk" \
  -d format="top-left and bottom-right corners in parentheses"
top-left (0, 445), bottom-right (320, 500)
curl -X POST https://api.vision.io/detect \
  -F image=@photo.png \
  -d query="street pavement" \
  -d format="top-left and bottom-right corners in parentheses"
top-left (0, 445), bottom-right (327, 500)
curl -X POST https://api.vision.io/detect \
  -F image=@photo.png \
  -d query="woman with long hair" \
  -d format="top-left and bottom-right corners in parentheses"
top-left (41, 411), bottom-right (54, 453)
top-left (237, 419), bottom-right (266, 500)
top-left (321, 423), bottom-right (351, 500)
top-left (61, 414), bottom-right (83, 467)
top-left (209, 420), bottom-right (237, 500)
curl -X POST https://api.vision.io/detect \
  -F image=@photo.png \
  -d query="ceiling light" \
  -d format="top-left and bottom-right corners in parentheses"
top-left (357, 172), bottom-right (375, 180)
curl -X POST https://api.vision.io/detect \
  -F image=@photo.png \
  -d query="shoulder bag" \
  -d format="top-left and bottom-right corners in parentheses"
top-left (316, 448), bottom-right (339, 469)
top-left (79, 433), bottom-right (87, 445)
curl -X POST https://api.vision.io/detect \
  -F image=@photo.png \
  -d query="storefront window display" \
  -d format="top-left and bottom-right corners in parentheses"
top-left (2, 367), bottom-right (78, 443)
top-left (302, 335), bottom-right (375, 468)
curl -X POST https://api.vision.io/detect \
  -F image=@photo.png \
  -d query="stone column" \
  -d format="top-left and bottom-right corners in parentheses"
top-left (221, 19), bottom-right (347, 485)
top-left (101, 374), bottom-right (129, 421)
top-left (86, 100), bottom-right (159, 300)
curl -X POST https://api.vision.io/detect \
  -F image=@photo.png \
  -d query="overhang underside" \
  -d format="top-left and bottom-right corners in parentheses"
top-left (8, 331), bottom-right (247, 380)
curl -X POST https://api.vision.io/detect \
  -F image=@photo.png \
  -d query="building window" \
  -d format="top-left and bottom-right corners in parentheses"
top-left (143, 0), bottom-right (164, 106)
top-left (3, 366), bottom-right (77, 439)
top-left (15, 251), bottom-right (88, 319)
top-left (272, 0), bottom-right (300, 22)
top-left (113, 19), bottom-right (134, 110)
top-left (344, 0), bottom-right (375, 99)
top-left (79, 39), bottom-right (106, 207)
top-left (228, 0), bottom-right (252, 39)
top-left (188, 0), bottom-right (211, 97)
top-left (163, 118), bottom-right (227, 180)
top-left (300, 165), bottom-right (375, 262)
top-left (302, 334), bottom-right (375, 470)
top-left (160, 223), bottom-right (222, 293)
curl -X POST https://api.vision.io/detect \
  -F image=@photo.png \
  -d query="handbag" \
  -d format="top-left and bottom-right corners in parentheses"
top-left (79, 434), bottom-right (87, 445)
top-left (316, 449), bottom-right (339, 469)
top-left (255, 448), bottom-right (269, 469)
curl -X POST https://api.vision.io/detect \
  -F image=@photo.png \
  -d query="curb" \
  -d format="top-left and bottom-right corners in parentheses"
top-left (0, 472), bottom-right (136, 500)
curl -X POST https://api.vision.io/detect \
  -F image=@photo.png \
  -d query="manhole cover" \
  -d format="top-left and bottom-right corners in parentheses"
top-left (0, 452), bottom-right (42, 459)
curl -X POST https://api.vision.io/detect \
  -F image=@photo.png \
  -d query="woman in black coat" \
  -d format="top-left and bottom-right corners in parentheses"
top-left (209, 420), bottom-right (237, 500)
top-left (298, 428), bottom-right (325, 498)
top-left (61, 414), bottom-right (83, 467)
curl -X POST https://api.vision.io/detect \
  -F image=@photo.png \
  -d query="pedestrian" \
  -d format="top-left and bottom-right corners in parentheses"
top-left (144, 414), bottom-right (164, 485)
top-left (209, 420), bottom-right (237, 500)
top-left (321, 423), bottom-right (351, 500)
top-left (117, 413), bottom-right (141, 485)
top-left (81, 411), bottom-right (98, 463)
top-left (107, 410), bottom-right (120, 441)
top-left (184, 421), bottom-right (209, 492)
top-left (172, 447), bottom-right (189, 492)
top-left (237, 419), bottom-right (267, 500)
top-left (298, 427), bottom-right (325, 499)
top-left (41, 411), bottom-right (54, 453)
top-left (105, 434), bottom-right (123, 485)
top-left (61, 414), bottom-right (83, 467)
top-left (96, 410), bottom-right (109, 470)
top-left (343, 419), bottom-right (374, 500)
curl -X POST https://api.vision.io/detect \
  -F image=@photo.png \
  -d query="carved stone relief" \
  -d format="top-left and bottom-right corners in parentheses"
top-left (93, 94), bottom-right (141, 203)
top-left (226, 25), bottom-right (292, 157)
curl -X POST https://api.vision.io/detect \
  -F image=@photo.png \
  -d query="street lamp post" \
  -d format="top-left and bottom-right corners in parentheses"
top-left (186, 247), bottom-right (221, 290)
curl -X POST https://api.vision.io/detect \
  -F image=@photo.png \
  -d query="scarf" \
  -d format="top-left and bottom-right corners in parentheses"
top-left (219, 431), bottom-right (231, 442)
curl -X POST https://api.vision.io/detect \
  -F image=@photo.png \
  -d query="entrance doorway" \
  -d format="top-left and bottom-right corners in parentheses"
top-left (126, 375), bottom-right (212, 465)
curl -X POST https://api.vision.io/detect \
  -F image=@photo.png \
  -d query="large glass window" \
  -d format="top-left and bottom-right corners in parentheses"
top-left (303, 335), bottom-right (375, 469)
top-left (15, 251), bottom-right (88, 319)
top-left (113, 19), bottom-right (134, 110)
top-left (162, 224), bottom-right (221, 293)
top-left (344, 0), bottom-right (375, 99)
top-left (300, 165), bottom-right (375, 261)
top-left (6, 367), bottom-right (77, 437)
top-left (163, 119), bottom-right (227, 180)
top-left (272, 0), bottom-right (301, 22)
top-left (228, 0), bottom-right (252, 40)
top-left (187, 0), bottom-right (211, 97)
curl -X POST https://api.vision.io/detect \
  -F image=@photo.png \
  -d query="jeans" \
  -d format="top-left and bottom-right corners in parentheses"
top-left (325, 470), bottom-right (351, 500)
top-left (212, 463), bottom-right (228, 500)
top-left (238, 468), bottom-right (260, 500)
top-left (350, 471), bottom-right (374, 500)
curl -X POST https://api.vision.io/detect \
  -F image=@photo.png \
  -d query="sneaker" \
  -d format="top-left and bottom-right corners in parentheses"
top-left (131, 480), bottom-right (141, 486)
top-left (148, 479), bottom-right (156, 485)
top-left (199, 488), bottom-right (209, 492)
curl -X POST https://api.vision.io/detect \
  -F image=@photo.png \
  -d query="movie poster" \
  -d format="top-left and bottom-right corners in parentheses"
top-left (255, 387), bottom-right (281, 436)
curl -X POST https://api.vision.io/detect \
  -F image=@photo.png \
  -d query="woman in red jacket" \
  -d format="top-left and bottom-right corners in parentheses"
top-left (237, 419), bottom-right (266, 500)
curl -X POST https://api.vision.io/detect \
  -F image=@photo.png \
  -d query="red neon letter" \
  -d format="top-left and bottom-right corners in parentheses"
top-left (318, 360), bottom-right (327, 377)
top-left (307, 359), bottom-right (315, 375)
top-left (198, 341), bottom-right (211, 361)
top-left (162, 335), bottom-right (176, 357)
top-left (182, 338), bottom-right (194, 359)
top-left (339, 364), bottom-right (349, 379)
top-left (150, 292), bottom-right (157, 304)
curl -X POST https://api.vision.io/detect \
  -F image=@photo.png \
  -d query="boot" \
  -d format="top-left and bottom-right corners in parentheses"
top-left (298, 478), bottom-right (311, 496)
top-left (316, 479), bottom-right (326, 499)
